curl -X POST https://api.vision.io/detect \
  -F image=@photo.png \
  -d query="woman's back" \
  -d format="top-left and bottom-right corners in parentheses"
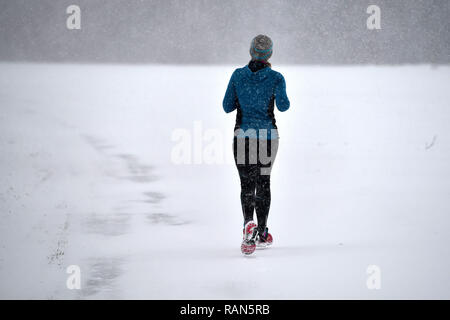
top-left (223, 61), bottom-right (290, 139)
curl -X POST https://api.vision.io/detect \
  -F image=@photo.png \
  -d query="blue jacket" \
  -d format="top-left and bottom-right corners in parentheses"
top-left (223, 65), bottom-right (290, 139)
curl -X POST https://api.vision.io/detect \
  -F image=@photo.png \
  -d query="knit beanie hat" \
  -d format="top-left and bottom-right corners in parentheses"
top-left (249, 35), bottom-right (273, 61)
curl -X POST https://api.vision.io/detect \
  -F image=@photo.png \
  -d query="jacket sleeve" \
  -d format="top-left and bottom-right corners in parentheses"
top-left (274, 73), bottom-right (290, 112)
top-left (223, 71), bottom-right (238, 113)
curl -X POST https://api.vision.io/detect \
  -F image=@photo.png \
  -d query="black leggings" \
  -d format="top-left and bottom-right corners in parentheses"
top-left (233, 136), bottom-right (279, 233)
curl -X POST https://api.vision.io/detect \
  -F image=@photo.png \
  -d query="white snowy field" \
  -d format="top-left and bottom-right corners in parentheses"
top-left (0, 63), bottom-right (449, 299)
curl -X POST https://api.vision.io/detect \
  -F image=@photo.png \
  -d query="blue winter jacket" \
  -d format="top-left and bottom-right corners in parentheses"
top-left (223, 64), bottom-right (290, 140)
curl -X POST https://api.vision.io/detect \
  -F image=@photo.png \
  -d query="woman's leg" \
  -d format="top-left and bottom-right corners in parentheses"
top-left (233, 137), bottom-right (258, 224)
top-left (237, 165), bottom-right (257, 224)
top-left (255, 174), bottom-right (271, 232)
top-left (255, 138), bottom-right (279, 233)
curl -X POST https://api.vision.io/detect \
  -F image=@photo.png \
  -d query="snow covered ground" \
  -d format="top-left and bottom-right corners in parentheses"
top-left (0, 63), bottom-right (449, 299)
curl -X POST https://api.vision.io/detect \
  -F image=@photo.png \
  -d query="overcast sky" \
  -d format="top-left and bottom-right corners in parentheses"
top-left (0, 0), bottom-right (448, 64)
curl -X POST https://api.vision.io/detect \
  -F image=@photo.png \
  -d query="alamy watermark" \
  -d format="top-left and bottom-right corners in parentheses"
top-left (66, 265), bottom-right (81, 290)
top-left (171, 121), bottom-right (277, 174)
top-left (366, 265), bottom-right (381, 290)
top-left (367, 5), bottom-right (381, 30)
top-left (66, 5), bottom-right (81, 30)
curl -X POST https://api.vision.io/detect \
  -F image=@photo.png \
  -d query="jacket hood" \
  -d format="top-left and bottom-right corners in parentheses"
top-left (243, 65), bottom-right (271, 82)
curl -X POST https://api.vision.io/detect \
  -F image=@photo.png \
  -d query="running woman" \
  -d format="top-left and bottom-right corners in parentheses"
top-left (222, 35), bottom-right (290, 254)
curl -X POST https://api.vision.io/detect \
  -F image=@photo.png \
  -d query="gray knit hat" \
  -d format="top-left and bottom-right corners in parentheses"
top-left (249, 34), bottom-right (273, 61)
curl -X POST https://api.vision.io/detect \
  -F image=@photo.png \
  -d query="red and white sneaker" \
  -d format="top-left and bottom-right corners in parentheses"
top-left (241, 221), bottom-right (258, 255)
top-left (256, 227), bottom-right (273, 248)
